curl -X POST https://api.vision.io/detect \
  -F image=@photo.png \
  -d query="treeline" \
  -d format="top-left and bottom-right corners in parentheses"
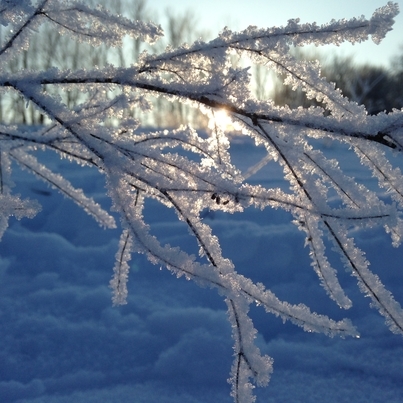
top-left (270, 52), bottom-right (403, 114)
top-left (0, 0), bottom-right (208, 127)
top-left (1, 0), bottom-right (402, 126)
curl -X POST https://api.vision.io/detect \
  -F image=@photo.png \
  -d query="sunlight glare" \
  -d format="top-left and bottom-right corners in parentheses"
top-left (212, 109), bottom-right (233, 130)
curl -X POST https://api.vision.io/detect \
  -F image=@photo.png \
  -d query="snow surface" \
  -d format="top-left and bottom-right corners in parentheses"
top-left (0, 136), bottom-right (402, 403)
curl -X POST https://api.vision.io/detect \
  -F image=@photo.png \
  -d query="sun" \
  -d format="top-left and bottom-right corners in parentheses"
top-left (211, 109), bottom-right (233, 130)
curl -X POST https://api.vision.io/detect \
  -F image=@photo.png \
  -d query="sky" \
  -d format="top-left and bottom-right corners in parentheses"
top-left (0, 136), bottom-right (402, 402)
top-left (153, 0), bottom-right (403, 68)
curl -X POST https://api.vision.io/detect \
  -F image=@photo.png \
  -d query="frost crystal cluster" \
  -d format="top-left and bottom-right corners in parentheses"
top-left (0, 1), bottom-right (402, 402)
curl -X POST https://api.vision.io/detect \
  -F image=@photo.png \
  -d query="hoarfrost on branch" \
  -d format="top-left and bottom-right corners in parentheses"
top-left (0, 1), bottom-right (402, 402)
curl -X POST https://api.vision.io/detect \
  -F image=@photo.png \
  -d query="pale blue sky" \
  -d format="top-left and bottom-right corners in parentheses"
top-left (154, 0), bottom-right (403, 68)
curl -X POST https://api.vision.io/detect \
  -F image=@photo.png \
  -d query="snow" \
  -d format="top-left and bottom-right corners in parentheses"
top-left (0, 137), bottom-right (402, 403)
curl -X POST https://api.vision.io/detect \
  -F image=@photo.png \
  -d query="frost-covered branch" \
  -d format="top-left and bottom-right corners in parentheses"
top-left (0, 2), bottom-right (402, 403)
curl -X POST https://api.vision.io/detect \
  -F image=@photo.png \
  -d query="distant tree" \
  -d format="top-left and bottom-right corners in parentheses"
top-left (322, 56), bottom-right (395, 114)
top-left (251, 64), bottom-right (274, 100)
top-left (0, 2), bottom-right (402, 403)
top-left (151, 7), bottom-right (209, 127)
top-left (269, 52), bottom-right (402, 114)
top-left (267, 47), bottom-right (324, 108)
top-left (389, 46), bottom-right (403, 108)
top-left (0, 3), bottom-right (110, 124)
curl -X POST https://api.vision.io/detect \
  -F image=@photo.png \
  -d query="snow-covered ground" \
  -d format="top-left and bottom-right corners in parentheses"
top-left (0, 135), bottom-right (402, 403)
